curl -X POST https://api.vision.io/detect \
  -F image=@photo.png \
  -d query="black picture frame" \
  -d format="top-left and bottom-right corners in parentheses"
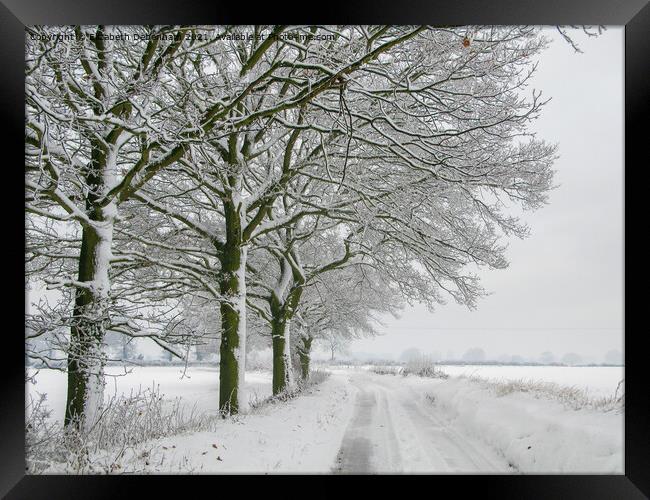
top-left (2, 2), bottom-right (647, 497)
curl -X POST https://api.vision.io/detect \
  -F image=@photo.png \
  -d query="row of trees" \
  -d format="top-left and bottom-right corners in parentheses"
top-left (26, 25), bottom-right (557, 430)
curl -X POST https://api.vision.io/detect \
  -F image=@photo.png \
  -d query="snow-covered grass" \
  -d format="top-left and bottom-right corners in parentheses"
top-left (402, 357), bottom-right (449, 379)
top-left (464, 376), bottom-right (624, 412)
top-left (369, 357), bottom-right (449, 379)
top-left (369, 365), bottom-right (402, 376)
top-left (249, 369), bottom-right (331, 409)
top-left (27, 385), bottom-right (216, 474)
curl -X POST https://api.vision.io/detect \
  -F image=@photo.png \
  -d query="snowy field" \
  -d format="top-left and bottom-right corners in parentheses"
top-left (434, 365), bottom-right (624, 398)
top-left (27, 364), bottom-right (623, 474)
top-left (345, 364), bottom-right (624, 397)
top-left (27, 366), bottom-right (273, 425)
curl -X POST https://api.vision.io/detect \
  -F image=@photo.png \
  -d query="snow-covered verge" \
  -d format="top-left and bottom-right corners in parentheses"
top-left (129, 371), bottom-right (356, 473)
top-left (27, 368), bottom-right (357, 474)
top-left (420, 375), bottom-right (623, 473)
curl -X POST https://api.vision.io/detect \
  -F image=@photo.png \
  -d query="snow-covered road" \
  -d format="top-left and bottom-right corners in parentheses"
top-left (334, 371), bottom-right (510, 473)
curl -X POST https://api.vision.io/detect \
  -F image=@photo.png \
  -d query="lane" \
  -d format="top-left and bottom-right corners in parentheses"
top-left (334, 389), bottom-right (376, 473)
top-left (333, 383), bottom-right (403, 473)
top-left (334, 371), bottom-right (510, 474)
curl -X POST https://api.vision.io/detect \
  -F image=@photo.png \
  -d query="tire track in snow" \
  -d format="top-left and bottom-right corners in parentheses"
top-left (333, 383), bottom-right (403, 473)
top-left (334, 371), bottom-right (510, 473)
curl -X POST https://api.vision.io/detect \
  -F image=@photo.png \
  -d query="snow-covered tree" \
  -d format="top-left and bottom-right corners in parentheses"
top-left (26, 25), bottom-right (237, 428)
top-left (539, 351), bottom-right (556, 364)
top-left (604, 349), bottom-right (623, 366)
top-left (462, 347), bottom-right (486, 363)
top-left (26, 25), bottom-right (561, 419)
top-left (400, 348), bottom-right (423, 363)
top-left (561, 352), bottom-right (583, 366)
top-left (294, 263), bottom-right (402, 378)
top-left (118, 26), bottom-right (460, 411)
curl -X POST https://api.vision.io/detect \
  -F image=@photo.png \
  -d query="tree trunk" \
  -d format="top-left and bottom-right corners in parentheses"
top-left (270, 309), bottom-right (293, 395)
top-left (218, 195), bottom-right (248, 414)
top-left (290, 328), bottom-right (302, 377)
top-left (271, 316), bottom-right (287, 395)
top-left (298, 336), bottom-right (313, 381)
top-left (284, 317), bottom-right (294, 387)
top-left (64, 136), bottom-right (121, 430)
top-left (64, 212), bottom-right (114, 430)
top-left (268, 252), bottom-right (304, 395)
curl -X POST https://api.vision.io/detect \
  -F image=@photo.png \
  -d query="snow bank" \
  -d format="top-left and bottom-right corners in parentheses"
top-left (423, 376), bottom-right (623, 473)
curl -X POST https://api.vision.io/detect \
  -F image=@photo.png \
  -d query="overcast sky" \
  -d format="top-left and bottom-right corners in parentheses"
top-left (349, 27), bottom-right (624, 363)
